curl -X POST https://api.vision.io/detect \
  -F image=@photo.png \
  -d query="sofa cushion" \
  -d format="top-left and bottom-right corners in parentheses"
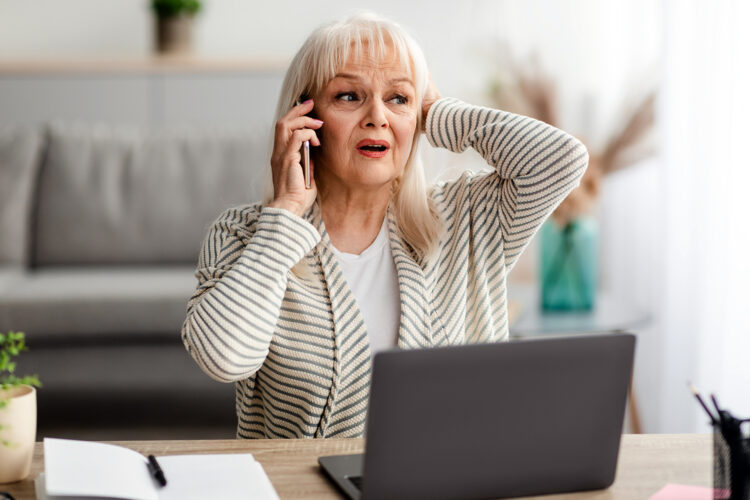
top-left (32, 123), bottom-right (270, 267)
top-left (0, 266), bottom-right (196, 341)
top-left (0, 127), bottom-right (44, 267)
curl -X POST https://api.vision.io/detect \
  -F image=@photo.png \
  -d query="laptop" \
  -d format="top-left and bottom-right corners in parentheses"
top-left (319, 332), bottom-right (635, 500)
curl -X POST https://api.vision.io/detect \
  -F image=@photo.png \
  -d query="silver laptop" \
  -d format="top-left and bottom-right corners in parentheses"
top-left (319, 332), bottom-right (635, 500)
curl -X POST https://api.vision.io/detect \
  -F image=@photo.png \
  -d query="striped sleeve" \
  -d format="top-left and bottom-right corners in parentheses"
top-left (181, 206), bottom-right (321, 383)
top-left (426, 97), bottom-right (589, 271)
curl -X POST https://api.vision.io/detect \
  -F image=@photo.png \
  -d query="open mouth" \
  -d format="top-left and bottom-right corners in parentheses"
top-left (358, 145), bottom-right (388, 152)
top-left (356, 140), bottom-right (390, 157)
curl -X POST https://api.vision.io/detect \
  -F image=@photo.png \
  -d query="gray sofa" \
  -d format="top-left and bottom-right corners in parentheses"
top-left (0, 123), bottom-right (269, 439)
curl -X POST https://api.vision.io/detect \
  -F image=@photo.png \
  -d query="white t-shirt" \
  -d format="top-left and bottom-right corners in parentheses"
top-left (330, 219), bottom-right (401, 356)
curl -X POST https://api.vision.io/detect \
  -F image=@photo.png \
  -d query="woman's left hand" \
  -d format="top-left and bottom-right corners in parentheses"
top-left (421, 75), bottom-right (442, 131)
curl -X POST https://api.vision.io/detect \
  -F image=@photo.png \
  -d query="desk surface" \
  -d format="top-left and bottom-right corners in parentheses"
top-left (4, 434), bottom-right (711, 499)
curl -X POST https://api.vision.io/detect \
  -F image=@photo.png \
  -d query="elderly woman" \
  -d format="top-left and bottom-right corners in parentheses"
top-left (182, 13), bottom-right (588, 439)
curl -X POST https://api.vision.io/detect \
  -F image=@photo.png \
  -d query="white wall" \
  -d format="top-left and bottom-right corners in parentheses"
top-left (0, 0), bottom-right (660, 134)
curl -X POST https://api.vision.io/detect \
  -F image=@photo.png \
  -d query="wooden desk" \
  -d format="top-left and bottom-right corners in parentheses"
top-left (4, 434), bottom-right (712, 499)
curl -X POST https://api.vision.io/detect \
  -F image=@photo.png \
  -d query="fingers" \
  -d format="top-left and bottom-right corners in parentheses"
top-left (271, 130), bottom-right (316, 189)
top-left (277, 99), bottom-right (321, 130)
top-left (276, 114), bottom-right (323, 137)
top-left (275, 99), bottom-right (323, 146)
top-left (294, 98), bottom-right (314, 115)
top-left (287, 115), bottom-right (324, 136)
top-left (290, 125), bottom-right (320, 146)
top-left (270, 98), bottom-right (323, 210)
top-left (274, 98), bottom-right (313, 128)
top-left (288, 128), bottom-right (320, 152)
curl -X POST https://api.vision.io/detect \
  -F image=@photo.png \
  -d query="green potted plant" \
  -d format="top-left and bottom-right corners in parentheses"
top-left (151, 0), bottom-right (203, 54)
top-left (0, 331), bottom-right (41, 483)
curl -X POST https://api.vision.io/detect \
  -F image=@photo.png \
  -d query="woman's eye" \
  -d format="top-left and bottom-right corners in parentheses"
top-left (389, 95), bottom-right (408, 105)
top-left (336, 92), bottom-right (358, 102)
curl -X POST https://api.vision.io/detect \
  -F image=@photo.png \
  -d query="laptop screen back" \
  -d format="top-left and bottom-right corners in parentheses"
top-left (361, 333), bottom-right (635, 500)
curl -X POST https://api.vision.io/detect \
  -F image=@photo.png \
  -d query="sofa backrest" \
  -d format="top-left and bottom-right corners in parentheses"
top-left (29, 123), bottom-right (270, 267)
top-left (0, 126), bottom-right (44, 267)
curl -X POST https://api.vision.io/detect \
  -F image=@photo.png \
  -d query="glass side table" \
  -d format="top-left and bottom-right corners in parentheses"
top-left (508, 284), bottom-right (651, 338)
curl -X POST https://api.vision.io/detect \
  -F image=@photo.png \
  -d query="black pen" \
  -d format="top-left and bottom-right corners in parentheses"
top-left (688, 382), bottom-right (718, 425)
top-left (147, 454), bottom-right (167, 487)
top-left (710, 394), bottom-right (724, 424)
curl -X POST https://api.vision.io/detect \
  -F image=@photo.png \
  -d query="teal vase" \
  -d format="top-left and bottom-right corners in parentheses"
top-left (539, 217), bottom-right (597, 311)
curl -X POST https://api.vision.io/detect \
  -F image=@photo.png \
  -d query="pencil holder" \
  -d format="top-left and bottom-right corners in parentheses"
top-left (713, 420), bottom-right (750, 499)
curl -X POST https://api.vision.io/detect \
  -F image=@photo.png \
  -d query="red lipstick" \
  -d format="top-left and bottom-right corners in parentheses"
top-left (356, 139), bottom-right (390, 158)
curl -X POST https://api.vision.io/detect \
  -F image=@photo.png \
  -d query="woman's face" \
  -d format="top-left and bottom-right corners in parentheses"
top-left (312, 49), bottom-right (418, 194)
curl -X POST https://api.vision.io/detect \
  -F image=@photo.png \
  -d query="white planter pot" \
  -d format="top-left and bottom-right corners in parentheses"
top-left (0, 385), bottom-right (36, 483)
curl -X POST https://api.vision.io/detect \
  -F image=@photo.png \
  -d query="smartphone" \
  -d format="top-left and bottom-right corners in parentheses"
top-left (296, 96), bottom-right (313, 189)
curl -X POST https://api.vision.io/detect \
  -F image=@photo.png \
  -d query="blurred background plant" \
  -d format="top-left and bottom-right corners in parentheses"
top-left (151, 0), bottom-right (202, 18)
top-left (151, 0), bottom-right (203, 54)
top-left (488, 45), bottom-right (657, 227)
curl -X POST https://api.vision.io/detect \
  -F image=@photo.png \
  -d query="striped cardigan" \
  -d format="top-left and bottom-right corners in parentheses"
top-left (181, 97), bottom-right (589, 439)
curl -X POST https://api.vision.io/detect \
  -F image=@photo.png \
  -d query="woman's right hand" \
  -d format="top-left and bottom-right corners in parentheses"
top-left (268, 99), bottom-right (323, 217)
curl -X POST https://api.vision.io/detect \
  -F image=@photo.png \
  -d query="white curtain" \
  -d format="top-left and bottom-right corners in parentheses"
top-left (656, 0), bottom-right (750, 431)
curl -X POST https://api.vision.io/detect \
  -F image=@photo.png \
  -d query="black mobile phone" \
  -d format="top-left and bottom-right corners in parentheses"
top-left (296, 95), bottom-right (313, 189)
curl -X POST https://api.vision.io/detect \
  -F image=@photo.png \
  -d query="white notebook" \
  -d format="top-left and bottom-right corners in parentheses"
top-left (36, 438), bottom-right (280, 500)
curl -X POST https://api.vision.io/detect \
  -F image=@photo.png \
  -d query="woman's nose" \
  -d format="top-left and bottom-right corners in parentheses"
top-left (361, 99), bottom-right (388, 129)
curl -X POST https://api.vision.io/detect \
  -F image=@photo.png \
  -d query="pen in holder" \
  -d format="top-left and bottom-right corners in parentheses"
top-left (690, 384), bottom-right (750, 500)
top-left (712, 410), bottom-right (750, 500)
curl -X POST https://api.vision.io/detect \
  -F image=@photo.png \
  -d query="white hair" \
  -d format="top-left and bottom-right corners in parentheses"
top-left (265, 11), bottom-right (442, 262)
